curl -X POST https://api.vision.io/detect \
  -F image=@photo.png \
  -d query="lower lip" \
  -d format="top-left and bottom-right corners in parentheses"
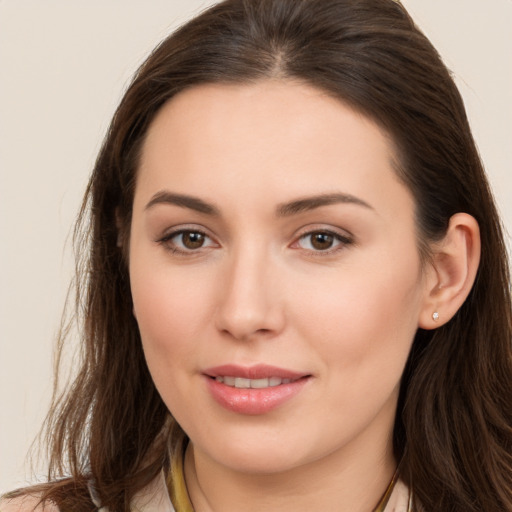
top-left (205, 376), bottom-right (310, 415)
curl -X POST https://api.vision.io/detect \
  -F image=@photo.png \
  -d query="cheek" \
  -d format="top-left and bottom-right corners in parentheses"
top-left (294, 252), bottom-right (423, 377)
top-left (286, 255), bottom-right (423, 450)
top-left (129, 258), bottom-right (212, 381)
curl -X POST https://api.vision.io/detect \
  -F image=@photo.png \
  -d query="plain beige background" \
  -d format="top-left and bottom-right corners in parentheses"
top-left (1, 0), bottom-right (511, 494)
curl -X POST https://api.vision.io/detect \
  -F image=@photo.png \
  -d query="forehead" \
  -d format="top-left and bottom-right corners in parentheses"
top-left (141, 80), bottom-right (394, 166)
top-left (136, 80), bottom-right (412, 221)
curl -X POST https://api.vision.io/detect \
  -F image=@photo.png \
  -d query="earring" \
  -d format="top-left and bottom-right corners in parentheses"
top-left (432, 311), bottom-right (439, 321)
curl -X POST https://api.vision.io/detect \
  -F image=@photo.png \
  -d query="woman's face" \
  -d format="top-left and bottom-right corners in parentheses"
top-left (129, 81), bottom-right (432, 475)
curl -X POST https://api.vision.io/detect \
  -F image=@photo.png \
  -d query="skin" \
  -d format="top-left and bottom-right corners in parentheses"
top-left (128, 80), bottom-right (439, 512)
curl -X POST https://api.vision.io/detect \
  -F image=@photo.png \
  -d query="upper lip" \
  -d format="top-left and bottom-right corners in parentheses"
top-left (203, 364), bottom-right (308, 380)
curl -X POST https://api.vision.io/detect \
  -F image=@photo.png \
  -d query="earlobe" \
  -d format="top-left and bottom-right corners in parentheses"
top-left (419, 213), bottom-right (481, 330)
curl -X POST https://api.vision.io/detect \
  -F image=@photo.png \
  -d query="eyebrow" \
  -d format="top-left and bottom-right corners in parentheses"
top-left (276, 193), bottom-right (373, 217)
top-left (145, 191), bottom-right (220, 216)
top-left (144, 191), bottom-right (373, 217)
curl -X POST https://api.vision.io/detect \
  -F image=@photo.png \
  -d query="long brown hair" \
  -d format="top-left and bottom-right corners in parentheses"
top-left (7, 0), bottom-right (512, 510)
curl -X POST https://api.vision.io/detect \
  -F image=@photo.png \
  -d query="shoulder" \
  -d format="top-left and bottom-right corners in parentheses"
top-left (0, 494), bottom-right (59, 512)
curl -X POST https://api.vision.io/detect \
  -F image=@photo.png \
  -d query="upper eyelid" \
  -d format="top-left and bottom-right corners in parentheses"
top-left (157, 224), bottom-right (213, 240)
top-left (293, 224), bottom-right (353, 240)
top-left (294, 231), bottom-right (352, 245)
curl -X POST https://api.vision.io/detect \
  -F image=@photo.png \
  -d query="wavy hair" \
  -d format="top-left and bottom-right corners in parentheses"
top-left (6, 0), bottom-right (512, 510)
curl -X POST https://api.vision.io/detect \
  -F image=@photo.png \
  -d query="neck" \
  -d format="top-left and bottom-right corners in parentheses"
top-left (184, 435), bottom-right (397, 512)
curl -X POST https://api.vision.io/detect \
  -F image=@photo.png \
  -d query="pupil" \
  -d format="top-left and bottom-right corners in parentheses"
top-left (312, 232), bottom-right (333, 250)
top-left (183, 232), bottom-right (204, 249)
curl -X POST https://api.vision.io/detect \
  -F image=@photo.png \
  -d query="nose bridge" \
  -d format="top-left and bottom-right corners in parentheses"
top-left (215, 241), bottom-right (284, 340)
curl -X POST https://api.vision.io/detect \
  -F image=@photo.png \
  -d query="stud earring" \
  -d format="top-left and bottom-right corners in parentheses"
top-left (432, 311), bottom-right (439, 321)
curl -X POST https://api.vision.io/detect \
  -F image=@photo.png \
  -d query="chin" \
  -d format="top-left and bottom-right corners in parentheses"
top-left (216, 449), bottom-right (307, 475)
top-left (190, 427), bottom-right (324, 476)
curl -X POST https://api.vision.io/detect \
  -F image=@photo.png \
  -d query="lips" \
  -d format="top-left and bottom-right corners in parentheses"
top-left (203, 364), bottom-right (311, 415)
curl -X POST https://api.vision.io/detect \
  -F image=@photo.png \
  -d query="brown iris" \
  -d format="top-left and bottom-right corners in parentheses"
top-left (310, 232), bottom-right (335, 250)
top-left (182, 231), bottom-right (205, 249)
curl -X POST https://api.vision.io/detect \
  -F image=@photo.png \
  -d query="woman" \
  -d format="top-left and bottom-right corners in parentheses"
top-left (2, 0), bottom-right (511, 510)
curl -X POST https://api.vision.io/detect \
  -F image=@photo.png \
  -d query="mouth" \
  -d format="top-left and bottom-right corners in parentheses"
top-left (212, 376), bottom-right (299, 389)
top-left (203, 364), bottom-right (311, 415)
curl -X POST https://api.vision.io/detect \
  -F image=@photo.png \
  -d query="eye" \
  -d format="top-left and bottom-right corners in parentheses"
top-left (158, 229), bottom-right (217, 253)
top-left (295, 230), bottom-right (352, 252)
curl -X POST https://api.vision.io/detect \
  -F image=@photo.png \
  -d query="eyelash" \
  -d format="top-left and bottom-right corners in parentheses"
top-left (156, 228), bottom-right (353, 256)
top-left (157, 228), bottom-right (216, 255)
top-left (293, 229), bottom-right (353, 255)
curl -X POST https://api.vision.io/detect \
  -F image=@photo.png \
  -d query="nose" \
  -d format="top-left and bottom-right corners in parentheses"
top-left (215, 246), bottom-right (285, 342)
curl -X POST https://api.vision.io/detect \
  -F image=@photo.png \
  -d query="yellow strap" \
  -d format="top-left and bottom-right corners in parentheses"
top-left (167, 442), bottom-right (195, 512)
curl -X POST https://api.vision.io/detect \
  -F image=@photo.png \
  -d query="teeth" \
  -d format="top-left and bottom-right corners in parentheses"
top-left (214, 376), bottom-right (296, 388)
top-left (235, 377), bottom-right (251, 388)
top-left (251, 378), bottom-right (272, 389)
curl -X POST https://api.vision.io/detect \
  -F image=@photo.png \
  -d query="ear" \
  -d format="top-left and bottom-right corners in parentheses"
top-left (419, 213), bottom-right (481, 330)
